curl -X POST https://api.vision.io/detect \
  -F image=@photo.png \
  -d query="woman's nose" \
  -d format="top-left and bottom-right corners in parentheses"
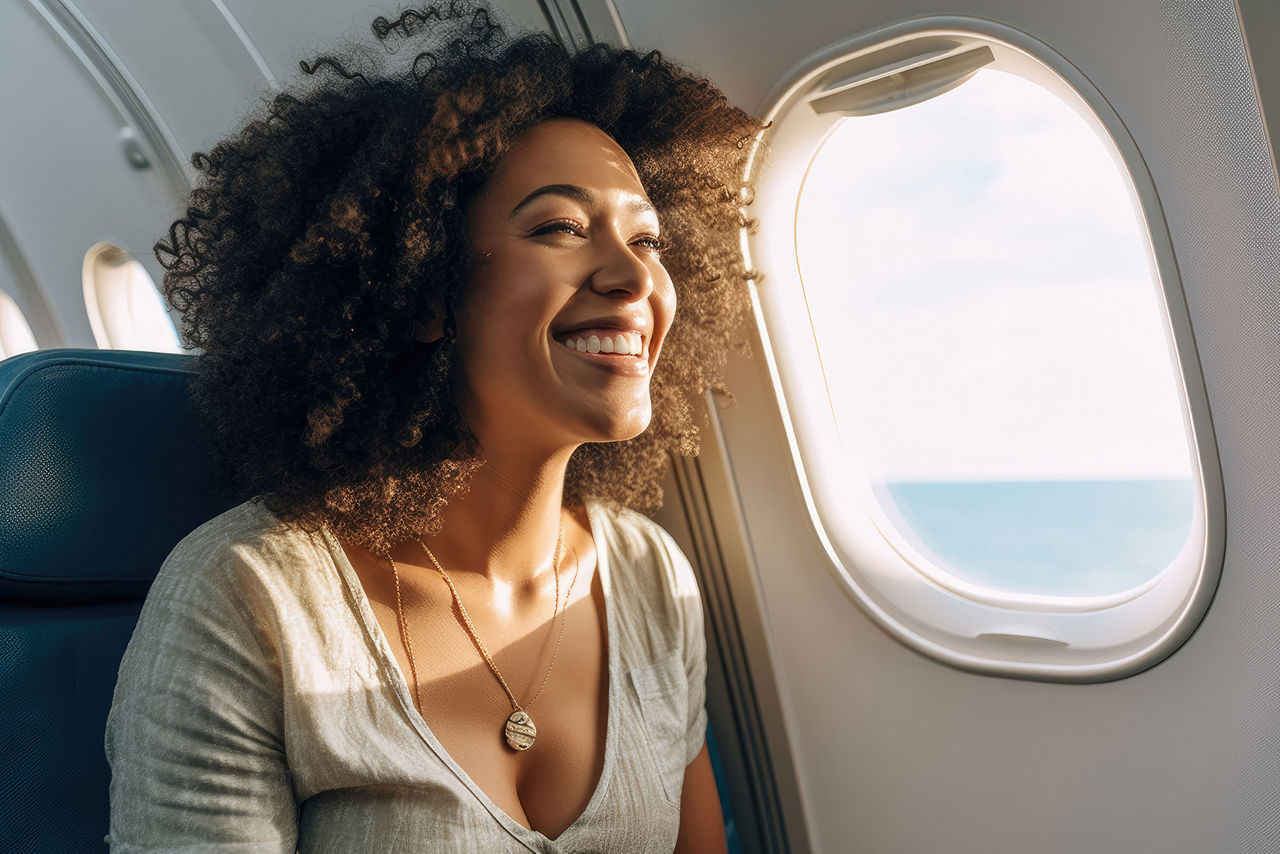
top-left (589, 235), bottom-right (656, 300)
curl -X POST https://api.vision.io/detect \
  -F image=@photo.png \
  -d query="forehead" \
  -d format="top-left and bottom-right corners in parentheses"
top-left (477, 118), bottom-right (649, 209)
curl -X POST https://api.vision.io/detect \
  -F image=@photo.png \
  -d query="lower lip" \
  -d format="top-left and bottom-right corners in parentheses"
top-left (555, 341), bottom-right (651, 377)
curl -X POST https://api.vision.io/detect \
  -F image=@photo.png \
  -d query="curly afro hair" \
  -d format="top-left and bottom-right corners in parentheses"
top-left (155, 2), bottom-right (763, 556)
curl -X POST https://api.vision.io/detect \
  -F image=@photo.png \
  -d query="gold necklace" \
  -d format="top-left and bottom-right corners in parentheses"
top-left (388, 519), bottom-right (580, 751)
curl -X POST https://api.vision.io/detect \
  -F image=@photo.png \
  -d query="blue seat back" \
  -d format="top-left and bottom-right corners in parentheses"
top-left (0, 349), bottom-right (247, 852)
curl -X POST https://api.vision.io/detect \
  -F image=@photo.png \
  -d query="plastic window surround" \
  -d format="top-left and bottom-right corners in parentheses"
top-left (741, 16), bottom-right (1224, 682)
top-left (82, 241), bottom-right (181, 353)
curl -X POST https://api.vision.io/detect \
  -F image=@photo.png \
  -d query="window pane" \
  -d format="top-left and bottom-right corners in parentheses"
top-left (83, 243), bottom-right (181, 353)
top-left (796, 69), bottom-right (1195, 597)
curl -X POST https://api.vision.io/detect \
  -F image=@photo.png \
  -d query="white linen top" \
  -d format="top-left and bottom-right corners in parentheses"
top-left (104, 495), bottom-right (707, 853)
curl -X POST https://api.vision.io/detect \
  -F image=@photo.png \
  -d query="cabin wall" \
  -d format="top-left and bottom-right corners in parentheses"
top-left (1237, 0), bottom-right (1280, 187)
top-left (620, 0), bottom-right (1279, 851)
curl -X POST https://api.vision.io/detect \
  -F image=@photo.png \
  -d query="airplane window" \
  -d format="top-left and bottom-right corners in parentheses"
top-left (0, 290), bottom-right (38, 359)
top-left (82, 242), bottom-right (182, 353)
top-left (796, 68), bottom-right (1194, 599)
top-left (747, 24), bottom-right (1220, 679)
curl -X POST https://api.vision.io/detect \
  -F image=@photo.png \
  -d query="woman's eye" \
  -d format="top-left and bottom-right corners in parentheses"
top-left (634, 235), bottom-right (669, 254)
top-left (533, 220), bottom-right (585, 238)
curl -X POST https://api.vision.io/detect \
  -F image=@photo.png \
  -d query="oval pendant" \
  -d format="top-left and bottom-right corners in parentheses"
top-left (504, 709), bottom-right (536, 751)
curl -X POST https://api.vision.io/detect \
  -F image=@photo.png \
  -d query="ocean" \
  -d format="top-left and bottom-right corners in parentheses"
top-left (878, 478), bottom-right (1196, 597)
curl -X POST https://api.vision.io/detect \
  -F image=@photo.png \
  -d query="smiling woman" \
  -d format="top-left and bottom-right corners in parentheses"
top-left (455, 120), bottom-right (676, 447)
top-left (103, 2), bottom-right (760, 853)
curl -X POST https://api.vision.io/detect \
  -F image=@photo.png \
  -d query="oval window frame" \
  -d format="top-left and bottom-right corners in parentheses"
top-left (82, 241), bottom-right (181, 353)
top-left (741, 15), bottom-right (1225, 681)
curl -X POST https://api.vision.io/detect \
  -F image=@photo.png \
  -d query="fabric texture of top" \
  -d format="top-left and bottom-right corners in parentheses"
top-left (104, 495), bottom-right (707, 853)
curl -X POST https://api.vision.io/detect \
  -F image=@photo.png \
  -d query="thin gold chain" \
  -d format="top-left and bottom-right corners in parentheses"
top-left (388, 519), bottom-right (580, 718)
top-left (390, 555), bottom-right (423, 714)
top-left (419, 525), bottom-right (560, 711)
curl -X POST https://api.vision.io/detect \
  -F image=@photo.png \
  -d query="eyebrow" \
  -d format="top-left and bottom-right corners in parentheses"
top-left (508, 183), bottom-right (658, 219)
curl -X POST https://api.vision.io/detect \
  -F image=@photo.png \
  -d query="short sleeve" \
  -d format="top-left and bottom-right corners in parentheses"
top-left (104, 522), bottom-right (298, 853)
top-left (656, 527), bottom-right (709, 769)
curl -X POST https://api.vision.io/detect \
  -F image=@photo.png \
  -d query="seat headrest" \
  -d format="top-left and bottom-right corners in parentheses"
top-left (0, 349), bottom-right (246, 603)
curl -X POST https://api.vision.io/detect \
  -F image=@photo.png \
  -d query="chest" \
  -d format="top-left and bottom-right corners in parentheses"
top-left (351, 536), bottom-right (610, 839)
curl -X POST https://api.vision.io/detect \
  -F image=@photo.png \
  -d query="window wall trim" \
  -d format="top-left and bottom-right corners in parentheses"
top-left (741, 14), bottom-right (1226, 682)
top-left (0, 207), bottom-right (64, 348)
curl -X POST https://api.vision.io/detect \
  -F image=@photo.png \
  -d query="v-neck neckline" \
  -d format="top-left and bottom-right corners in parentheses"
top-left (320, 496), bottom-right (619, 848)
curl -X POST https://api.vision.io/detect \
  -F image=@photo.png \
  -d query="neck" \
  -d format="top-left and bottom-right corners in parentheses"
top-left (421, 432), bottom-right (580, 590)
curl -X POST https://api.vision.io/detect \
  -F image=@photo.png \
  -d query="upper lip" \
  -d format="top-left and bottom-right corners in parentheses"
top-left (552, 314), bottom-right (652, 345)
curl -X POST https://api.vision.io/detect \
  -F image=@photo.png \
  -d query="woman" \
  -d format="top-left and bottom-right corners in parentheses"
top-left (105, 4), bottom-right (760, 852)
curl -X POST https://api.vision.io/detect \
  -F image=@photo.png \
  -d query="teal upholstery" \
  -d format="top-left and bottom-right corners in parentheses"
top-left (0, 349), bottom-right (245, 852)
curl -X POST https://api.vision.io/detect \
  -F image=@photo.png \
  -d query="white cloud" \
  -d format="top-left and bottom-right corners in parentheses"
top-left (794, 69), bottom-right (1190, 481)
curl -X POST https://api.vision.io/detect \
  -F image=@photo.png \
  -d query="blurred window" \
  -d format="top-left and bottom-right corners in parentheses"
top-left (82, 242), bottom-right (181, 352)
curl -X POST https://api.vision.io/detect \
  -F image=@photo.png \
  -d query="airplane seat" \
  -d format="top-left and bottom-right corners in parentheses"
top-left (0, 348), bottom-right (246, 853)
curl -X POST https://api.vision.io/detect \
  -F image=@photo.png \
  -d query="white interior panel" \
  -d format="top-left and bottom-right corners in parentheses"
top-left (70, 0), bottom-right (274, 156)
top-left (616, 0), bottom-right (1275, 850)
top-left (220, 0), bottom-right (551, 94)
top-left (0, 4), bottom-right (183, 348)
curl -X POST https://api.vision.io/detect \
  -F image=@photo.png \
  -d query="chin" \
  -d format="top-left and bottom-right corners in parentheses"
top-left (578, 408), bottom-right (652, 444)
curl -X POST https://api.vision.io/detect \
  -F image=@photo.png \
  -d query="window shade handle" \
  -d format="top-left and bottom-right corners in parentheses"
top-left (809, 44), bottom-right (995, 116)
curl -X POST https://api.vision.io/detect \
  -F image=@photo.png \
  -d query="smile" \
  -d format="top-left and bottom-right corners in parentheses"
top-left (554, 334), bottom-right (651, 377)
top-left (557, 330), bottom-right (645, 357)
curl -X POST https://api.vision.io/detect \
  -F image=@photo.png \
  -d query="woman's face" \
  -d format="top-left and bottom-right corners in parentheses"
top-left (451, 118), bottom-right (676, 452)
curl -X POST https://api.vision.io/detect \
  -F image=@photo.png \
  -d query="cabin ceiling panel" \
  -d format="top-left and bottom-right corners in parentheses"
top-left (65, 0), bottom-right (271, 159)
top-left (1, 3), bottom-right (183, 349)
top-left (63, 1), bottom-right (552, 160)
top-left (218, 0), bottom-right (553, 93)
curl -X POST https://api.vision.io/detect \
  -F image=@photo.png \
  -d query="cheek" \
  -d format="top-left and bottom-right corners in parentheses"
top-left (488, 255), bottom-right (573, 314)
top-left (462, 264), bottom-right (548, 330)
top-left (455, 271), bottom-right (560, 375)
top-left (656, 276), bottom-right (678, 336)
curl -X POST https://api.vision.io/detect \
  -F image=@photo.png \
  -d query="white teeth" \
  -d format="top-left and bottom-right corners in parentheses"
top-left (559, 331), bottom-right (644, 357)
